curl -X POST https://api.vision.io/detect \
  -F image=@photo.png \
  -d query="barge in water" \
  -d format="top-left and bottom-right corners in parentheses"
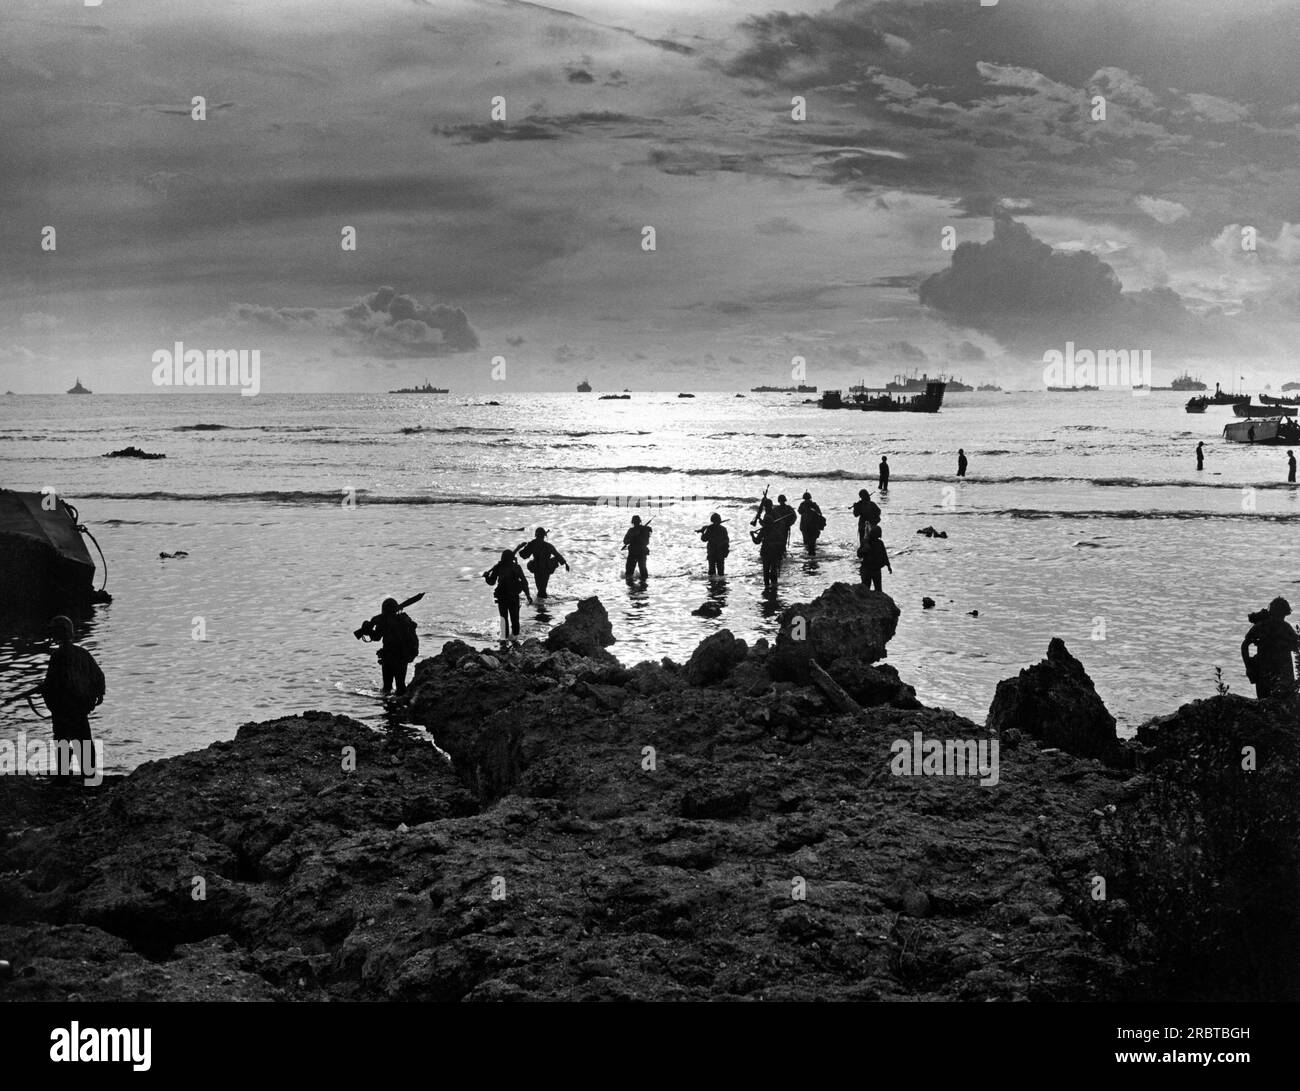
top-left (821, 380), bottom-right (945, 413)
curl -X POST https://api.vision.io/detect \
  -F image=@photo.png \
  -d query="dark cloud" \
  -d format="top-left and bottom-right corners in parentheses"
top-left (955, 340), bottom-right (987, 361)
top-left (918, 212), bottom-right (1212, 347)
top-left (888, 340), bottom-right (927, 361)
top-left (437, 112), bottom-right (659, 143)
top-left (233, 286), bottom-right (478, 358)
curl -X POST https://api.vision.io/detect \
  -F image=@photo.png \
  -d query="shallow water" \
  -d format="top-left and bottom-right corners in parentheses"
top-left (2, 390), bottom-right (1296, 771)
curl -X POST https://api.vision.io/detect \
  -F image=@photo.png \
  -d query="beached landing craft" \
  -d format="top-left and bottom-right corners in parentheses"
top-left (0, 490), bottom-right (112, 624)
top-left (820, 380), bottom-right (946, 412)
top-left (1234, 401), bottom-right (1298, 418)
top-left (1222, 418), bottom-right (1300, 445)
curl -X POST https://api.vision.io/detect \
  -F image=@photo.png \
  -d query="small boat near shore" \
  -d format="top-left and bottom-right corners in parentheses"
top-left (1260, 393), bottom-right (1300, 406)
top-left (1233, 401), bottom-right (1297, 418)
top-left (1207, 384), bottom-right (1248, 405)
top-left (821, 381), bottom-right (945, 413)
top-left (1223, 418), bottom-right (1300, 445)
top-left (598, 394), bottom-right (630, 400)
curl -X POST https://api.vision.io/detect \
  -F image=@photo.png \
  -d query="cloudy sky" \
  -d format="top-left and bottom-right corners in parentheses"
top-left (2, 0), bottom-right (1298, 392)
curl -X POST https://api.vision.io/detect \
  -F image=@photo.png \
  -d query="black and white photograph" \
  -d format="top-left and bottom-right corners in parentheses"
top-left (0, 0), bottom-right (1295, 1067)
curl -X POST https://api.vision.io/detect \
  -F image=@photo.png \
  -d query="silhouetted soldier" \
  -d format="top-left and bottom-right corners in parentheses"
top-left (698, 513), bottom-right (729, 578)
top-left (852, 489), bottom-right (881, 543)
top-left (485, 549), bottom-right (532, 639)
top-left (857, 525), bottom-right (892, 592)
top-left (957, 449), bottom-right (968, 478)
top-left (1289, 451), bottom-right (1296, 483)
top-left (772, 494), bottom-right (797, 548)
top-left (355, 597), bottom-right (420, 696)
top-left (752, 514), bottom-right (786, 593)
top-left (516, 527), bottom-right (568, 598)
top-left (797, 491), bottom-right (825, 553)
top-left (623, 515), bottom-right (652, 581)
top-left (1196, 441), bottom-right (1204, 471)
top-left (879, 456), bottom-right (890, 491)
top-left (1241, 597), bottom-right (1299, 699)
top-left (39, 616), bottom-right (103, 782)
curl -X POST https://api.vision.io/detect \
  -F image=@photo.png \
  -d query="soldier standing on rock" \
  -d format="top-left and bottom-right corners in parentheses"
top-left (39, 616), bottom-right (104, 783)
top-left (1241, 597), bottom-right (1300, 699)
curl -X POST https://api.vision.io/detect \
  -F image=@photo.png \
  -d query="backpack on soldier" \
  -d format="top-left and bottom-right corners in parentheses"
top-left (45, 646), bottom-right (105, 715)
top-left (390, 613), bottom-right (419, 664)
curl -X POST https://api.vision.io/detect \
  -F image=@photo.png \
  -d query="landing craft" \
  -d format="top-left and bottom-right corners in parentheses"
top-left (0, 490), bottom-right (111, 625)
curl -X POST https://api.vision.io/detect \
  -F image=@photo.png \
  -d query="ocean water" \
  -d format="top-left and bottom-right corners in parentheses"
top-left (2, 389), bottom-right (1297, 772)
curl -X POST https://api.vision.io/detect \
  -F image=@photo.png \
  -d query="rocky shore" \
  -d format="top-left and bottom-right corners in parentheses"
top-left (1, 584), bottom-right (1295, 1001)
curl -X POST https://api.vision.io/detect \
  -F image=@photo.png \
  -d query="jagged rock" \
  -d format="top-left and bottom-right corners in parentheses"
top-left (830, 661), bottom-right (922, 709)
top-left (4, 582), bottom-right (1291, 1003)
top-left (105, 446), bottom-right (165, 460)
top-left (986, 638), bottom-right (1122, 765)
top-left (922, 597), bottom-right (936, 609)
top-left (684, 630), bottom-right (748, 685)
top-left (770, 583), bottom-right (901, 697)
top-left (690, 602), bottom-right (722, 618)
top-left (916, 526), bottom-right (947, 538)
top-left (545, 597), bottom-right (616, 663)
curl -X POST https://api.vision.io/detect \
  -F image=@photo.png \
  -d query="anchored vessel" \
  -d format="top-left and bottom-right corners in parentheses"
top-left (750, 384), bottom-right (818, 393)
top-left (388, 380), bottom-right (448, 394)
top-left (67, 378), bottom-right (92, 394)
top-left (577, 379), bottom-right (592, 392)
top-left (1260, 393), bottom-right (1300, 406)
top-left (887, 371), bottom-right (971, 393)
top-left (1170, 372), bottom-right (1207, 391)
top-left (821, 380), bottom-right (946, 413)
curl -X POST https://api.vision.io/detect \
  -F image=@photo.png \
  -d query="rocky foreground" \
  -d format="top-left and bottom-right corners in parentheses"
top-left (1, 584), bottom-right (1296, 1001)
